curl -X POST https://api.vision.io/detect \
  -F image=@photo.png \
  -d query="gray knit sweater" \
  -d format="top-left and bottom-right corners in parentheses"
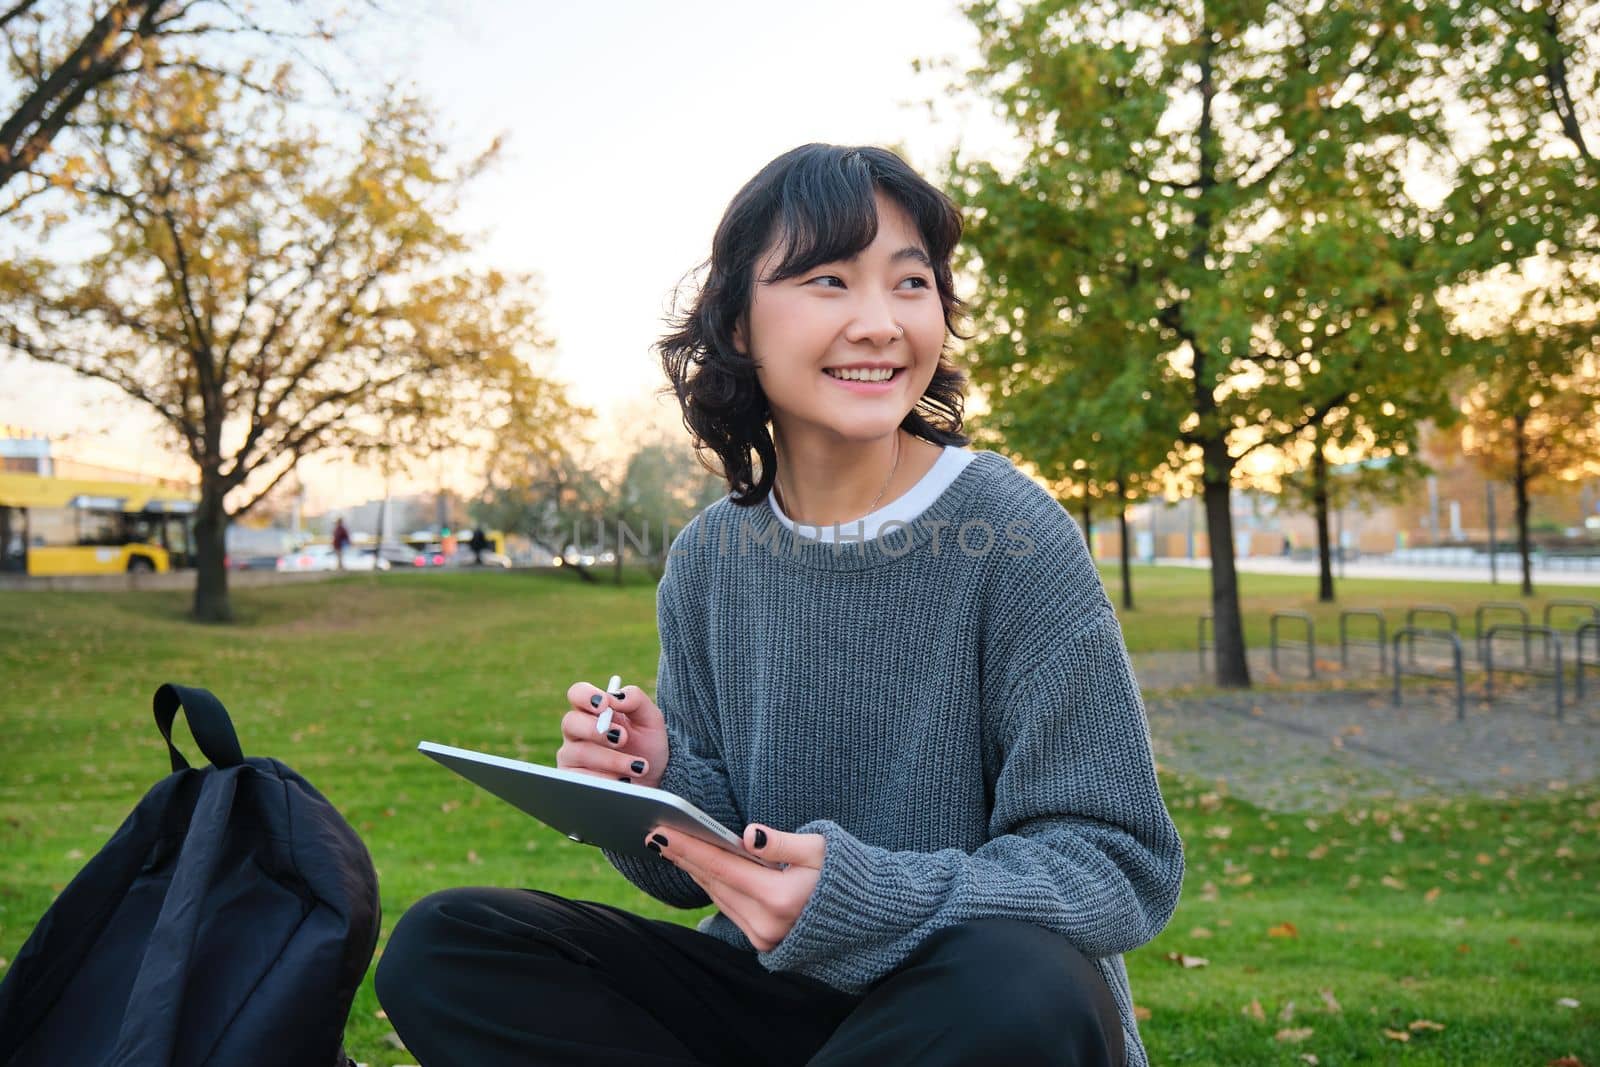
top-left (603, 449), bottom-right (1184, 1066)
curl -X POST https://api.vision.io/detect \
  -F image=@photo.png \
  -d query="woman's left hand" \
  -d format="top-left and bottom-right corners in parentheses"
top-left (645, 824), bottom-right (824, 952)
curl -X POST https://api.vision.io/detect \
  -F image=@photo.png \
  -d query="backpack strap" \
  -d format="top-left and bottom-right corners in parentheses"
top-left (153, 684), bottom-right (245, 772)
top-left (107, 770), bottom-right (241, 1066)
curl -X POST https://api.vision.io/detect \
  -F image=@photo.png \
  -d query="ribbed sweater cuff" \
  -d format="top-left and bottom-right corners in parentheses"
top-left (757, 819), bottom-right (891, 992)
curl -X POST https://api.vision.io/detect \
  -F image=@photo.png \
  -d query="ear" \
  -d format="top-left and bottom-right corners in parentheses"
top-left (732, 315), bottom-right (747, 356)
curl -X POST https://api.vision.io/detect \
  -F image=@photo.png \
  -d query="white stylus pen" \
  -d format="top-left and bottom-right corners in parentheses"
top-left (595, 674), bottom-right (622, 735)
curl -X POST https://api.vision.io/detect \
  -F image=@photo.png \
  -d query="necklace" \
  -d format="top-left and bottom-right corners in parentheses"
top-left (774, 431), bottom-right (901, 525)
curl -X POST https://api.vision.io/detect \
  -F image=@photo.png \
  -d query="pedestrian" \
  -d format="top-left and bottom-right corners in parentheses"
top-left (469, 527), bottom-right (489, 566)
top-left (377, 144), bottom-right (1184, 1066)
top-left (331, 517), bottom-right (350, 571)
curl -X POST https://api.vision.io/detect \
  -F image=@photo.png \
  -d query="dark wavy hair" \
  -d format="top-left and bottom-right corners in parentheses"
top-left (658, 143), bottom-right (971, 507)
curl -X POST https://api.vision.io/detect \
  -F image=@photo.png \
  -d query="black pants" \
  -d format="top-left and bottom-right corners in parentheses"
top-left (374, 888), bottom-right (1125, 1066)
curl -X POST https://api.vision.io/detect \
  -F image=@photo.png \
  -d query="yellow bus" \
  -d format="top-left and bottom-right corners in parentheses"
top-left (0, 472), bottom-right (198, 576)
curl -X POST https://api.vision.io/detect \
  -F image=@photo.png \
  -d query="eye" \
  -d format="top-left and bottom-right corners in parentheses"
top-left (807, 275), bottom-right (845, 289)
top-left (898, 275), bottom-right (932, 290)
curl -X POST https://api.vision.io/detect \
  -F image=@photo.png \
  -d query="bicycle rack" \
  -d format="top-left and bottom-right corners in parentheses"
top-left (1577, 621), bottom-right (1600, 702)
top-left (1474, 601), bottom-right (1530, 664)
top-left (1405, 606), bottom-right (1459, 666)
top-left (1270, 611), bottom-right (1316, 679)
top-left (1484, 624), bottom-right (1565, 721)
top-left (1339, 609), bottom-right (1387, 672)
top-left (1543, 599), bottom-right (1600, 637)
top-left (1391, 627), bottom-right (1465, 721)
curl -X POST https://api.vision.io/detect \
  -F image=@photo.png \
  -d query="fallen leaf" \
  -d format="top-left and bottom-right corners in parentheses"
top-left (1475, 852), bottom-right (1492, 865)
top-left (1205, 825), bottom-right (1233, 839)
top-left (1546, 1057), bottom-right (1586, 1067)
top-left (1243, 998), bottom-right (1266, 1021)
top-left (1190, 926), bottom-right (1214, 939)
top-left (1133, 1005), bottom-right (1151, 1021)
top-left (374, 1009), bottom-right (387, 1020)
top-left (1299, 1055), bottom-right (1320, 1066)
top-left (1319, 988), bottom-right (1342, 1014)
top-left (1279, 1000), bottom-right (1296, 1023)
top-left (1556, 997), bottom-right (1580, 1009)
top-left (1382, 1029), bottom-right (1411, 1042)
top-left (1165, 952), bottom-right (1209, 969)
top-left (1381, 875), bottom-right (1407, 890)
top-left (1408, 1019), bottom-right (1445, 1032)
top-left (1424, 887), bottom-right (1441, 903)
top-left (1268, 921), bottom-right (1299, 939)
top-left (1275, 1027), bottom-right (1314, 1043)
top-left (1226, 872), bottom-right (1255, 887)
top-left (467, 850), bottom-right (482, 865)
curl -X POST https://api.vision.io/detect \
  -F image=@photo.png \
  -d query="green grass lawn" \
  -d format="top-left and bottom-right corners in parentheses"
top-left (1, 569), bottom-right (1596, 1065)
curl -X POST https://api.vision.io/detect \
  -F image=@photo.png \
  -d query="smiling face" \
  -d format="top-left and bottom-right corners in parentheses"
top-left (737, 191), bottom-right (947, 447)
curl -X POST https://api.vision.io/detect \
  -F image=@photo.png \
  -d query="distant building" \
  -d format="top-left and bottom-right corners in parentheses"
top-left (0, 425), bottom-right (194, 491)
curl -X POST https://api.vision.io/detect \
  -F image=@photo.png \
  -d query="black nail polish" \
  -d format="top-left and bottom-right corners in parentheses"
top-left (753, 828), bottom-right (767, 849)
top-left (606, 728), bottom-right (620, 744)
top-left (647, 840), bottom-right (661, 854)
top-left (618, 776), bottom-right (631, 783)
top-left (650, 833), bottom-right (669, 848)
top-left (611, 691), bottom-right (626, 701)
top-left (589, 694), bottom-right (603, 708)
top-left (631, 760), bottom-right (646, 774)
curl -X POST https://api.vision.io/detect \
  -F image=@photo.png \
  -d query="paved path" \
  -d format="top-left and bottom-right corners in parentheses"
top-left (1130, 649), bottom-right (1600, 812)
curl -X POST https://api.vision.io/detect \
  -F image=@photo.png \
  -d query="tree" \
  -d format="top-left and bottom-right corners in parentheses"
top-left (612, 438), bottom-right (725, 581)
top-left (1452, 292), bottom-right (1600, 596)
top-left (1245, 199), bottom-right (1455, 602)
top-left (1432, 1), bottom-right (1600, 596)
top-left (964, 360), bottom-right (1169, 613)
top-left (1, 0), bottom-right (344, 215)
top-left (0, 63), bottom-right (583, 620)
top-left (475, 445), bottom-right (611, 583)
top-left (1278, 429), bottom-right (1431, 602)
top-left (950, 0), bottom-right (1450, 686)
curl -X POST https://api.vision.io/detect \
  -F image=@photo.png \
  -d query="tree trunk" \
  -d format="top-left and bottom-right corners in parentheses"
top-left (1514, 414), bottom-right (1533, 597)
top-left (1116, 492), bottom-right (1134, 612)
top-left (613, 514), bottom-right (625, 586)
top-left (1312, 446), bottom-right (1335, 602)
top-left (192, 484), bottom-right (232, 623)
top-left (1080, 499), bottom-right (1092, 550)
top-left (1203, 444), bottom-right (1250, 687)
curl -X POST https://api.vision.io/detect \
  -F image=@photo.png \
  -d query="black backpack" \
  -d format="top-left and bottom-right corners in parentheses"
top-left (0, 684), bottom-right (381, 1067)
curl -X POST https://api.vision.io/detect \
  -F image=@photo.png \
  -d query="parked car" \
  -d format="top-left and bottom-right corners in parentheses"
top-left (364, 542), bottom-right (439, 569)
top-left (276, 544), bottom-right (387, 572)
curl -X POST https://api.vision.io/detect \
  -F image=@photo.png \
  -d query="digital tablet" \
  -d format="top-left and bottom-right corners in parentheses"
top-left (418, 741), bottom-right (783, 868)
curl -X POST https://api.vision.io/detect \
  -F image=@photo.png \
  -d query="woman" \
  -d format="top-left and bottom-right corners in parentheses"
top-left (377, 144), bottom-right (1184, 1066)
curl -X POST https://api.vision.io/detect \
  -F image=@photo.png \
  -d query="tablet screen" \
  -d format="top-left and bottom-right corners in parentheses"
top-left (418, 741), bottom-right (782, 869)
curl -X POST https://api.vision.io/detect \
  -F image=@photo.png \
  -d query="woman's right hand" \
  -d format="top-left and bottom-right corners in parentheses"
top-left (558, 681), bottom-right (671, 789)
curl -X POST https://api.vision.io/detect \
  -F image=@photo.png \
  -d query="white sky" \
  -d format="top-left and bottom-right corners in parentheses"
top-left (0, 0), bottom-right (1005, 513)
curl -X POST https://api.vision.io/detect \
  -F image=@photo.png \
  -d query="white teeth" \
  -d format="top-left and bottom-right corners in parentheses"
top-left (825, 367), bottom-right (896, 382)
